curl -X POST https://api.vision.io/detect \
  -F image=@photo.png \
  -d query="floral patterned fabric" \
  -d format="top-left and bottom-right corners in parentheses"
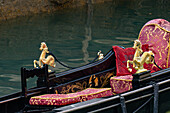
top-left (29, 88), bottom-right (113, 106)
top-left (139, 19), bottom-right (170, 71)
top-left (110, 75), bottom-right (133, 94)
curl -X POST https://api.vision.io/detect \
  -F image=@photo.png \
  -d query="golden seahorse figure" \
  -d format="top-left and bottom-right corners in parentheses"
top-left (127, 40), bottom-right (154, 74)
top-left (33, 42), bottom-right (56, 70)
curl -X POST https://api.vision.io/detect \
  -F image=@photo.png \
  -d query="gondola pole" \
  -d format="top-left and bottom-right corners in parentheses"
top-left (153, 83), bottom-right (159, 113)
top-left (120, 95), bottom-right (127, 113)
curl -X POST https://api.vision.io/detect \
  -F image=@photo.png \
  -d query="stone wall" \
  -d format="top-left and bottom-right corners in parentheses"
top-left (0, 0), bottom-right (112, 21)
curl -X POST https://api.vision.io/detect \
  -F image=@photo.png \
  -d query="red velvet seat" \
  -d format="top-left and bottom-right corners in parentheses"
top-left (110, 46), bottom-right (146, 94)
top-left (29, 88), bottom-right (113, 106)
top-left (110, 75), bottom-right (133, 94)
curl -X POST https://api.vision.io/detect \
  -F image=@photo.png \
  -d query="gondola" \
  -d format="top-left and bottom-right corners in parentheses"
top-left (0, 19), bottom-right (170, 113)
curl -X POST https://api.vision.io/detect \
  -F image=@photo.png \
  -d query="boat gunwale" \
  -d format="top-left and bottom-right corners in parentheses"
top-left (140, 68), bottom-right (170, 81)
top-left (89, 86), bottom-right (170, 113)
top-left (52, 67), bottom-right (115, 89)
top-left (53, 49), bottom-right (114, 78)
top-left (0, 63), bottom-right (115, 105)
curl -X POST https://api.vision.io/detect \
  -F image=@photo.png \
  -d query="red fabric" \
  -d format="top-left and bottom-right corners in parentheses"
top-left (112, 46), bottom-right (136, 76)
top-left (142, 44), bottom-right (149, 52)
top-left (139, 19), bottom-right (170, 71)
top-left (29, 88), bottom-right (113, 106)
top-left (143, 19), bottom-right (170, 31)
top-left (113, 46), bottom-right (154, 76)
top-left (111, 45), bottom-right (152, 93)
top-left (110, 75), bottom-right (133, 94)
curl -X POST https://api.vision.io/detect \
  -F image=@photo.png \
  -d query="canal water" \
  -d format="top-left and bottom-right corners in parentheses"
top-left (0, 0), bottom-right (169, 97)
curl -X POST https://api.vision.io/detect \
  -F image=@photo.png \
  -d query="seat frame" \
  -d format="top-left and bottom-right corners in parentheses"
top-left (21, 64), bottom-right (49, 104)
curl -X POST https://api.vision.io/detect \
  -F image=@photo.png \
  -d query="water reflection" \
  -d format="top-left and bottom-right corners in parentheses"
top-left (0, 74), bottom-right (20, 82)
top-left (82, 0), bottom-right (93, 64)
top-left (0, 0), bottom-right (169, 97)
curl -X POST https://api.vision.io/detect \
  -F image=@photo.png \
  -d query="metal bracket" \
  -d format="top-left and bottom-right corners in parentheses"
top-left (153, 83), bottom-right (159, 113)
top-left (120, 95), bottom-right (127, 113)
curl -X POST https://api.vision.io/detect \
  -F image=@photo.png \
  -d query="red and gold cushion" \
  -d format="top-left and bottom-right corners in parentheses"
top-left (110, 75), bottom-right (133, 94)
top-left (29, 88), bottom-right (113, 106)
top-left (112, 46), bottom-right (153, 76)
top-left (112, 46), bottom-right (136, 76)
top-left (138, 19), bottom-right (170, 71)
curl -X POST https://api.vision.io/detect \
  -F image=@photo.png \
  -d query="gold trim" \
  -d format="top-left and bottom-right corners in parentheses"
top-left (138, 23), bottom-right (170, 39)
top-left (101, 72), bottom-right (114, 88)
top-left (167, 35), bottom-right (170, 68)
top-left (110, 77), bottom-right (132, 82)
top-left (112, 92), bottom-right (116, 95)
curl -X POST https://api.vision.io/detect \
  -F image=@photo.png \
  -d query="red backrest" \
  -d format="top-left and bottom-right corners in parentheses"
top-left (138, 19), bottom-right (170, 71)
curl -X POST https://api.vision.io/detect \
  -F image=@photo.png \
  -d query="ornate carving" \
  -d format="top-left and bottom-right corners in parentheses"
top-left (59, 81), bottom-right (88, 94)
top-left (127, 40), bottom-right (154, 74)
top-left (55, 71), bottom-right (115, 94)
top-left (33, 42), bottom-right (56, 72)
top-left (101, 72), bottom-right (114, 88)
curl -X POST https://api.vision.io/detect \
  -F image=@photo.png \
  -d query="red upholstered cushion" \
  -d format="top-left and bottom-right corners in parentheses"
top-left (112, 46), bottom-right (136, 76)
top-left (113, 44), bottom-right (161, 76)
top-left (29, 88), bottom-right (113, 106)
top-left (110, 75), bottom-right (133, 94)
top-left (112, 46), bottom-right (153, 76)
top-left (139, 19), bottom-right (170, 71)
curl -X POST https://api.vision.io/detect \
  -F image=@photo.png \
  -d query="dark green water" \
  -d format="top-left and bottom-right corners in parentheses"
top-left (0, 0), bottom-right (169, 97)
